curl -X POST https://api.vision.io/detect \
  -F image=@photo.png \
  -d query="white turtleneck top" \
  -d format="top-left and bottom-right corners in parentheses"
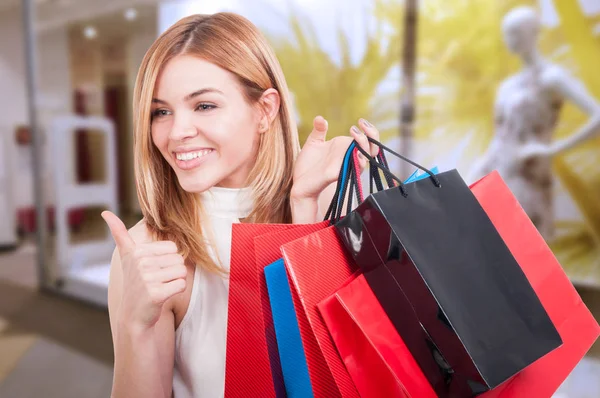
top-left (172, 186), bottom-right (253, 398)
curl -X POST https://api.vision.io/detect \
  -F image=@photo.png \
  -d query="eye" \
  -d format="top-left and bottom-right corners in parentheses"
top-left (195, 103), bottom-right (216, 112)
top-left (151, 109), bottom-right (172, 120)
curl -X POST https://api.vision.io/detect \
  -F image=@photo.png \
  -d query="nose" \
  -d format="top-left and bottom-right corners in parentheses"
top-left (169, 111), bottom-right (198, 141)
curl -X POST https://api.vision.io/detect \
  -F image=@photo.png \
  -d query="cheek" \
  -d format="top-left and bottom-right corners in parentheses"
top-left (212, 111), bottom-right (260, 156)
top-left (151, 123), bottom-right (169, 152)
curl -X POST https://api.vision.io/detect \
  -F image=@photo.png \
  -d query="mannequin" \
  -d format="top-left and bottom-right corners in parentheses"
top-left (469, 6), bottom-right (600, 240)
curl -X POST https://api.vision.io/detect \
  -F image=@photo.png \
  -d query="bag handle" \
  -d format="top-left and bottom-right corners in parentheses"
top-left (365, 137), bottom-right (441, 188)
top-left (324, 137), bottom-right (440, 224)
top-left (325, 143), bottom-right (364, 223)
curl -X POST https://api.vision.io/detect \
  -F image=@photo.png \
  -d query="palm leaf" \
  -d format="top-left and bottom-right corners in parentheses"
top-left (267, 9), bottom-right (401, 144)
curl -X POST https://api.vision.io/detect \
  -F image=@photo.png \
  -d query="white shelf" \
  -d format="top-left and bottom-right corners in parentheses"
top-left (61, 263), bottom-right (111, 307)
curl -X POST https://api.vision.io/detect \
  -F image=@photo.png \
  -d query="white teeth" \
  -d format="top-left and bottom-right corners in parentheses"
top-left (176, 150), bottom-right (212, 161)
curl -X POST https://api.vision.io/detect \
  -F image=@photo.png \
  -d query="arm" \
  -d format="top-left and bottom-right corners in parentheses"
top-left (108, 248), bottom-right (176, 398)
top-left (545, 68), bottom-right (600, 155)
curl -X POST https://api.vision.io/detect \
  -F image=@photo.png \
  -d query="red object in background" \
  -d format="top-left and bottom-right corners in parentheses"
top-left (74, 89), bottom-right (91, 184)
top-left (17, 207), bottom-right (85, 233)
top-left (280, 226), bottom-right (361, 398)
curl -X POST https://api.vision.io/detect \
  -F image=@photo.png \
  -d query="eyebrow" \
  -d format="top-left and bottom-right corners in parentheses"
top-left (152, 88), bottom-right (224, 105)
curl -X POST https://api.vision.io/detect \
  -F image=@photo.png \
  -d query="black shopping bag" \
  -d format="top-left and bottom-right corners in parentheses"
top-left (335, 142), bottom-right (562, 397)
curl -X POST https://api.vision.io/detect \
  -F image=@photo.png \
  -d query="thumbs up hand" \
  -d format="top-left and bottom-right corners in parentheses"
top-left (102, 211), bottom-right (187, 331)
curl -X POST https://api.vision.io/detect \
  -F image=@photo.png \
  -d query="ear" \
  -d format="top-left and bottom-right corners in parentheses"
top-left (257, 88), bottom-right (280, 134)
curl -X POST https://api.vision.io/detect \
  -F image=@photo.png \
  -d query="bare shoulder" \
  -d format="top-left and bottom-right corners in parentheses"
top-left (540, 64), bottom-right (573, 90)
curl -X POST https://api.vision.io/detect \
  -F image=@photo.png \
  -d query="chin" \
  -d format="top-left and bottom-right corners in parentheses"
top-left (176, 172), bottom-right (219, 194)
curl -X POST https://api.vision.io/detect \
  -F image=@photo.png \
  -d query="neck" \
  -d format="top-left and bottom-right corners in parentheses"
top-left (521, 48), bottom-right (543, 69)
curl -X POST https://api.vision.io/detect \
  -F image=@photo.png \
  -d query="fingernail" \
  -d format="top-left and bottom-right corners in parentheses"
top-left (361, 119), bottom-right (372, 127)
top-left (351, 126), bottom-right (361, 135)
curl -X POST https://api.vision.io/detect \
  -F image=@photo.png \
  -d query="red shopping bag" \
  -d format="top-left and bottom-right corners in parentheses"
top-left (226, 223), bottom-right (295, 398)
top-left (253, 222), bottom-right (329, 392)
top-left (280, 226), bottom-right (361, 398)
top-left (318, 273), bottom-right (437, 398)
top-left (225, 221), bottom-right (330, 398)
top-left (471, 171), bottom-right (600, 397)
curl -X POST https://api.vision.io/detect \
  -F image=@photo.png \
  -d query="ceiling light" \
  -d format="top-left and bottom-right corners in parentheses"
top-left (124, 8), bottom-right (138, 21)
top-left (83, 26), bottom-right (97, 40)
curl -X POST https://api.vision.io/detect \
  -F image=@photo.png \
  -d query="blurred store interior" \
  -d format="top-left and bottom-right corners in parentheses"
top-left (0, 0), bottom-right (599, 397)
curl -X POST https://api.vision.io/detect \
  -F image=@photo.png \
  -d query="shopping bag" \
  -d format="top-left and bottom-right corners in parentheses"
top-left (265, 259), bottom-right (314, 398)
top-left (469, 171), bottom-right (600, 397)
top-left (280, 226), bottom-right (361, 398)
top-left (317, 168), bottom-right (441, 398)
top-left (266, 145), bottom-right (402, 398)
top-left (319, 273), bottom-right (437, 398)
top-left (226, 142), bottom-right (360, 398)
top-left (226, 223), bottom-right (296, 398)
top-left (256, 223), bottom-right (329, 398)
top-left (335, 163), bottom-right (563, 396)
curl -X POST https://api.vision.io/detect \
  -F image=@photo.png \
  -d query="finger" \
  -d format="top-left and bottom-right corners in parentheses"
top-left (350, 125), bottom-right (370, 170)
top-left (149, 265), bottom-right (187, 283)
top-left (135, 241), bottom-right (179, 257)
top-left (358, 118), bottom-right (380, 157)
top-left (101, 211), bottom-right (135, 255)
top-left (138, 253), bottom-right (185, 269)
top-left (154, 279), bottom-right (187, 302)
top-left (306, 116), bottom-right (328, 143)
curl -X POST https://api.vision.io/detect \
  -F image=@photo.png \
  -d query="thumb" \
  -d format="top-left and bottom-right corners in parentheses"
top-left (101, 211), bottom-right (135, 255)
top-left (306, 116), bottom-right (328, 143)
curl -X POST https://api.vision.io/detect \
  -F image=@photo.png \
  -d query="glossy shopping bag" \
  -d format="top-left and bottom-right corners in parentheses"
top-left (317, 167), bottom-right (441, 398)
top-left (335, 141), bottom-right (563, 396)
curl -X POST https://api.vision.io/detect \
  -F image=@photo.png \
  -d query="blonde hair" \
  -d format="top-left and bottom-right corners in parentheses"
top-left (132, 13), bottom-right (300, 273)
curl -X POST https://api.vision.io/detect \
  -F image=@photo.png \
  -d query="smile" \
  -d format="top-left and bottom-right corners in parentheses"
top-left (175, 149), bottom-right (213, 161)
top-left (172, 149), bottom-right (215, 171)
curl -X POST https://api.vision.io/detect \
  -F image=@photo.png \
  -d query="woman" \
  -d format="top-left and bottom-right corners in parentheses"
top-left (102, 12), bottom-right (379, 398)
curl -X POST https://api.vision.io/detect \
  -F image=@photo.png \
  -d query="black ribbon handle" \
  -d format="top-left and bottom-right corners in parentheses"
top-left (324, 137), bottom-right (441, 224)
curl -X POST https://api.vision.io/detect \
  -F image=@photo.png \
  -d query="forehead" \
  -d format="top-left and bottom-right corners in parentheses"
top-left (153, 55), bottom-right (239, 99)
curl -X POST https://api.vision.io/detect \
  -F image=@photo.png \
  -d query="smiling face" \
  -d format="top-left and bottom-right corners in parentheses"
top-left (150, 55), bottom-right (263, 192)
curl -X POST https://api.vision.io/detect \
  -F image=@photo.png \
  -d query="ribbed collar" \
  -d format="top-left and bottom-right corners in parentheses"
top-left (199, 186), bottom-right (253, 219)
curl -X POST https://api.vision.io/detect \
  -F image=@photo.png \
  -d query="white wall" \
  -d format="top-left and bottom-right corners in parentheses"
top-left (38, 25), bottom-right (73, 126)
top-left (0, 9), bottom-right (28, 129)
top-left (0, 6), bottom-right (72, 209)
top-left (126, 27), bottom-right (157, 213)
